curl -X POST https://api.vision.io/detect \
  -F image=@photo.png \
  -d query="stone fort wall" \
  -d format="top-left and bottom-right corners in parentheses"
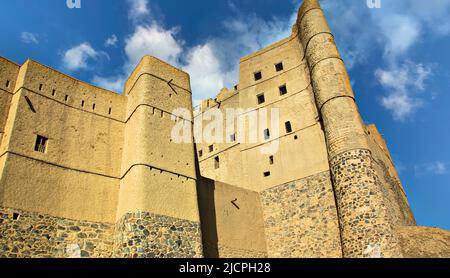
top-left (1, 0), bottom-right (448, 258)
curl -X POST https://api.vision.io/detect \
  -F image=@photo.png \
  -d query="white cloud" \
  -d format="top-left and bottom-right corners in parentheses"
top-left (94, 0), bottom-right (297, 99)
top-left (322, 0), bottom-right (450, 121)
top-left (375, 61), bottom-right (431, 121)
top-left (124, 24), bottom-right (183, 69)
top-left (62, 42), bottom-right (105, 71)
top-left (92, 75), bottom-right (125, 92)
top-left (21, 32), bottom-right (39, 44)
top-left (415, 161), bottom-right (448, 176)
top-left (104, 34), bottom-right (118, 47)
top-left (128, 0), bottom-right (150, 23)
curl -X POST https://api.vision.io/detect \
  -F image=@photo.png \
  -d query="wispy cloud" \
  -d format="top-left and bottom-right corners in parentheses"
top-left (93, 0), bottom-right (297, 100)
top-left (62, 42), bottom-right (107, 71)
top-left (414, 161), bottom-right (448, 176)
top-left (322, 0), bottom-right (450, 121)
top-left (375, 61), bottom-right (432, 121)
top-left (104, 34), bottom-right (118, 47)
top-left (20, 32), bottom-right (39, 44)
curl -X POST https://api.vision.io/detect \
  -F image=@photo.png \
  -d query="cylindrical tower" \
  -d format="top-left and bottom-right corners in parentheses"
top-left (114, 56), bottom-right (203, 258)
top-left (297, 0), bottom-right (403, 257)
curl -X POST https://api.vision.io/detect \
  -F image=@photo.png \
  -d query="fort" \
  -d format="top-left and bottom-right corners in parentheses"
top-left (1, 0), bottom-right (449, 258)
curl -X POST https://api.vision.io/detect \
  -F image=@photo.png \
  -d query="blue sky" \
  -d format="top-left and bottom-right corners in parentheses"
top-left (0, 0), bottom-right (449, 230)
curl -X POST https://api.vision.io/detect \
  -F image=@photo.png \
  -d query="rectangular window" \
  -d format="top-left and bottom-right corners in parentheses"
top-left (108, 108), bottom-right (112, 115)
top-left (285, 121), bottom-right (293, 133)
top-left (199, 150), bottom-right (203, 157)
top-left (34, 135), bottom-right (48, 153)
top-left (65, 95), bottom-right (69, 102)
top-left (214, 156), bottom-right (220, 169)
top-left (209, 145), bottom-right (214, 152)
top-left (52, 89), bottom-right (56, 96)
top-left (257, 93), bottom-right (265, 105)
top-left (81, 100), bottom-right (85, 107)
top-left (92, 103), bottom-right (96, 110)
top-left (254, 71), bottom-right (262, 81)
top-left (275, 62), bottom-right (284, 72)
top-left (269, 156), bottom-right (274, 165)
top-left (39, 84), bottom-right (43, 91)
top-left (6, 80), bottom-right (10, 88)
top-left (264, 171), bottom-right (271, 177)
top-left (264, 128), bottom-right (270, 140)
top-left (230, 133), bottom-right (236, 142)
top-left (279, 84), bottom-right (288, 96)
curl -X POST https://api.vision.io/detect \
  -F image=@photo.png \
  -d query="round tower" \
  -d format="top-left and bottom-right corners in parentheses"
top-left (296, 0), bottom-right (403, 257)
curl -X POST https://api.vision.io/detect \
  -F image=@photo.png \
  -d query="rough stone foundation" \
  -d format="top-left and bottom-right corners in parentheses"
top-left (0, 207), bottom-right (114, 258)
top-left (113, 211), bottom-right (203, 258)
top-left (260, 171), bottom-right (342, 258)
top-left (330, 149), bottom-right (403, 258)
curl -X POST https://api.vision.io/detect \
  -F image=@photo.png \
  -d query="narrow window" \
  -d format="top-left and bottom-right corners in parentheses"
top-left (230, 133), bottom-right (236, 142)
top-left (264, 171), bottom-right (271, 177)
top-left (52, 89), bottom-right (56, 96)
top-left (12, 213), bottom-right (20, 220)
top-left (264, 128), bottom-right (270, 140)
top-left (209, 145), bottom-right (214, 152)
top-left (275, 62), bottom-right (284, 72)
top-left (254, 71), bottom-right (262, 81)
top-left (257, 93), bottom-right (265, 105)
top-left (285, 121), bottom-right (293, 133)
top-left (269, 156), bottom-right (274, 165)
top-left (214, 156), bottom-right (220, 169)
top-left (92, 103), bottom-right (96, 110)
top-left (65, 95), bottom-right (69, 102)
top-left (5, 80), bottom-right (10, 88)
top-left (34, 135), bottom-right (48, 153)
top-left (39, 84), bottom-right (43, 91)
top-left (234, 85), bottom-right (238, 91)
top-left (294, 135), bottom-right (299, 140)
top-left (279, 84), bottom-right (288, 96)
top-left (81, 100), bottom-right (85, 107)
top-left (108, 108), bottom-right (112, 115)
top-left (199, 150), bottom-right (203, 157)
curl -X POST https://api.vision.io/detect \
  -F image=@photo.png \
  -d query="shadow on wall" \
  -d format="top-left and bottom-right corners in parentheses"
top-left (194, 144), bottom-right (220, 258)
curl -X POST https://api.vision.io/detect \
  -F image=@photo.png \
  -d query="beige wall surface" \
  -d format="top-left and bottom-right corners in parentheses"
top-left (197, 178), bottom-right (267, 258)
top-left (0, 57), bottom-right (19, 145)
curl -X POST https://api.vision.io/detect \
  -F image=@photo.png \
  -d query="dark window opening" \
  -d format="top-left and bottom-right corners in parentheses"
top-left (264, 128), bottom-right (270, 140)
top-left (34, 135), bottom-right (48, 153)
top-left (214, 156), bottom-right (220, 169)
top-left (269, 156), bottom-right (274, 165)
top-left (39, 84), bottom-right (43, 91)
top-left (285, 121), bottom-right (293, 133)
top-left (234, 85), bottom-right (238, 91)
top-left (264, 171), bottom-right (271, 177)
top-left (254, 71), bottom-right (262, 81)
top-left (209, 145), bottom-right (214, 152)
top-left (92, 103), bottom-right (96, 110)
top-left (275, 62), bottom-right (284, 72)
top-left (6, 80), bottom-right (10, 88)
top-left (108, 108), bottom-right (112, 115)
top-left (65, 95), bottom-right (69, 102)
top-left (199, 150), bottom-right (203, 157)
top-left (257, 94), bottom-right (265, 105)
top-left (12, 213), bottom-right (20, 220)
top-left (279, 84), bottom-right (288, 96)
top-left (230, 133), bottom-right (236, 142)
top-left (81, 100), bottom-right (85, 107)
top-left (294, 135), bottom-right (298, 140)
top-left (52, 89), bottom-right (56, 96)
